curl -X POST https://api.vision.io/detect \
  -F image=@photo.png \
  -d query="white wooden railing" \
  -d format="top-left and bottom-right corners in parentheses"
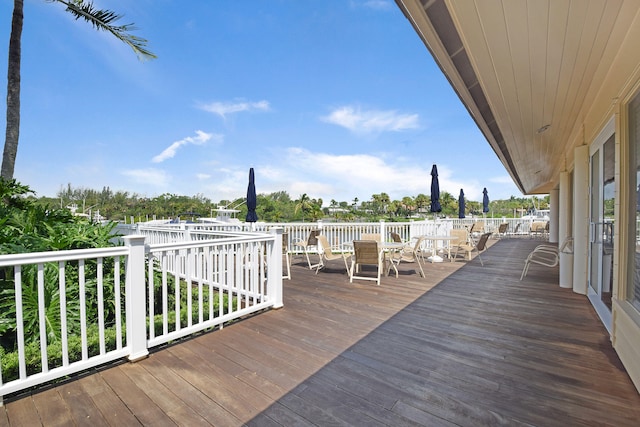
top-left (115, 217), bottom-right (544, 257)
top-left (0, 229), bottom-right (282, 402)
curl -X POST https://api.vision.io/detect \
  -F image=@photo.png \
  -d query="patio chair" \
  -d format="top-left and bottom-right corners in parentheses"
top-left (388, 236), bottom-right (426, 278)
top-left (390, 232), bottom-right (403, 243)
top-left (520, 237), bottom-right (573, 280)
top-left (293, 229), bottom-right (321, 270)
top-left (508, 223), bottom-right (522, 238)
top-left (529, 222), bottom-right (547, 239)
top-left (315, 235), bottom-right (349, 275)
top-left (470, 221), bottom-right (485, 236)
top-left (454, 232), bottom-right (492, 266)
top-left (349, 240), bottom-right (385, 285)
top-left (449, 228), bottom-right (471, 261)
top-left (361, 233), bottom-right (381, 242)
top-left (495, 223), bottom-right (509, 239)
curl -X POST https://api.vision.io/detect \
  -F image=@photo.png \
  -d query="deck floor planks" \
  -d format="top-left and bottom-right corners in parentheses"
top-left (77, 367), bottom-right (143, 426)
top-left (29, 388), bottom-right (74, 427)
top-left (97, 364), bottom-right (172, 426)
top-left (1, 238), bottom-right (640, 425)
top-left (3, 397), bottom-right (42, 427)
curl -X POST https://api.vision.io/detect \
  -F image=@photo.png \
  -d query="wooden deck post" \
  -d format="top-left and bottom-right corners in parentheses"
top-left (123, 235), bottom-right (150, 361)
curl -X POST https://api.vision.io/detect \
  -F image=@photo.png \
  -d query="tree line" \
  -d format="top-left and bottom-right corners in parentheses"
top-left (34, 183), bottom-right (550, 223)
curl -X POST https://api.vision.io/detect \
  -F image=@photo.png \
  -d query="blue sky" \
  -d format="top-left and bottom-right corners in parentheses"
top-left (0, 0), bottom-right (522, 205)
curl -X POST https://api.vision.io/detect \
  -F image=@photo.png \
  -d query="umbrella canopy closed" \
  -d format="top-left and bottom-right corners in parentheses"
top-left (246, 168), bottom-right (258, 222)
top-left (458, 189), bottom-right (465, 219)
top-left (482, 188), bottom-right (490, 213)
top-left (430, 164), bottom-right (442, 213)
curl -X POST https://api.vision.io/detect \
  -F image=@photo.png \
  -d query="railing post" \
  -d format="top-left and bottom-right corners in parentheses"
top-left (268, 228), bottom-right (284, 309)
top-left (123, 235), bottom-right (150, 361)
top-left (379, 220), bottom-right (386, 241)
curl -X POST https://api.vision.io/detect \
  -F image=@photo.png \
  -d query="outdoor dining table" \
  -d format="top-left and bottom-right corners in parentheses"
top-left (419, 235), bottom-right (457, 263)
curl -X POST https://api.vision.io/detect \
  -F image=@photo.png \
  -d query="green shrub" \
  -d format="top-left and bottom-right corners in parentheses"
top-left (1, 323), bottom-right (124, 382)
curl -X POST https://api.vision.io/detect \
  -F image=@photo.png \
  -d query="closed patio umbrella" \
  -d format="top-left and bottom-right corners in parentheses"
top-left (482, 188), bottom-right (490, 218)
top-left (245, 168), bottom-right (258, 223)
top-left (458, 189), bottom-right (465, 219)
top-left (430, 164), bottom-right (442, 214)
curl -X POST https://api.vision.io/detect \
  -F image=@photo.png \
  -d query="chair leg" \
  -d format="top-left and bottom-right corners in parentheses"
top-left (416, 258), bottom-right (426, 278)
top-left (283, 253), bottom-right (291, 279)
top-left (520, 261), bottom-right (530, 280)
top-left (344, 255), bottom-right (352, 280)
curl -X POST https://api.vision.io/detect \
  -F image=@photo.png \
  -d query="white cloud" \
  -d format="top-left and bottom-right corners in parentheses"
top-left (152, 130), bottom-right (219, 163)
top-left (200, 100), bottom-right (271, 119)
top-left (321, 106), bottom-right (419, 134)
top-left (350, 0), bottom-right (392, 10)
top-left (196, 173), bottom-right (211, 180)
top-left (362, 1), bottom-right (392, 10)
top-left (121, 168), bottom-right (170, 187)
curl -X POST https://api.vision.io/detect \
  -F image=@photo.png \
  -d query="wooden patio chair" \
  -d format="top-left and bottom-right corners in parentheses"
top-left (315, 235), bottom-right (349, 275)
top-left (293, 229), bottom-right (321, 270)
top-left (349, 240), bottom-right (385, 285)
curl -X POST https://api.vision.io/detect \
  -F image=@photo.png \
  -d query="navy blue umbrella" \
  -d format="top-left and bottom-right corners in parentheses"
top-left (482, 187), bottom-right (490, 213)
top-left (430, 164), bottom-right (442, 213)
top-left (245, 168), bottom-right (258, 222)
top-left (458, 189), bottom-right (465, 219)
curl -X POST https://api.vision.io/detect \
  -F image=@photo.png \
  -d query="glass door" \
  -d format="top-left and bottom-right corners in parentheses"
top-left (589, 128), bottom-right (615, 332)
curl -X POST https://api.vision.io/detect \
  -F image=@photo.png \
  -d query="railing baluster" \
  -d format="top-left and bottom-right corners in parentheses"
top-left (79, 259), bottom-right (88, 361)
top-left (59, 261), bottom-right (69, 366)
top-left (97, 257), bottom-right (105, 355)
top-left (37, 263), bottom-right (48, 373)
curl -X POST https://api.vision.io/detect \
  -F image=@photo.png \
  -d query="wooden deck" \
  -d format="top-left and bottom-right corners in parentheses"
top-left (1, 238), bottom-right (639, 426)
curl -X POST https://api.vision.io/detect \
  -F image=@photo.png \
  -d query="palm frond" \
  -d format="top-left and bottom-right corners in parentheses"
top-left (52, 0), bottom-right (156, 60)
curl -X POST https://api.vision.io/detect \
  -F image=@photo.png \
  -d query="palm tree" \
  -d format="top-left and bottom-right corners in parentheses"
top-left (2, 0), bottom-right (156, 180)
top-left (295, 193), bottom-right (312, 222)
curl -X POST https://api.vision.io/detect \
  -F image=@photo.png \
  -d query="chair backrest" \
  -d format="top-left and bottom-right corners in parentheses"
top-left (450, 229), bottom-right (468, 244)
top-left (390, 232), bottom-right (402, 243)
top-left (361, 233), bottom-right (381, 242)
top-left (353, 240), bottom-right (380, 266)
top-left (282, 233), bottom-right (289, 253)
top-left (531, 221), bottom-right (546, 232)
top-left (316, 235), bottom-right (332, 255)
top-left (514, 223), bottom-right (521, 233)
top-left (476, 233), bottom-right (492, 251)
top-left (498, 223), bottom-right (508, 233)
top-left (408, 236), bottom-right (426, 255)
top-left (307, 229), bottom-right (320, 245)
top-left (470, 221), bottom-right (484, 233)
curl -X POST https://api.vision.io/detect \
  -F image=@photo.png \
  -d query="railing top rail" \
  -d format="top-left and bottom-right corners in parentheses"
top-left (0, 246), bottom-right (130, 267)
top-left (146, 232), bottom-right (275, 252)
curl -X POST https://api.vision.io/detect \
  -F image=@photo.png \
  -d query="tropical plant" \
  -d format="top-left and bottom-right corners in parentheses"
top-left (2, 0), bottom-right (156, 180)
